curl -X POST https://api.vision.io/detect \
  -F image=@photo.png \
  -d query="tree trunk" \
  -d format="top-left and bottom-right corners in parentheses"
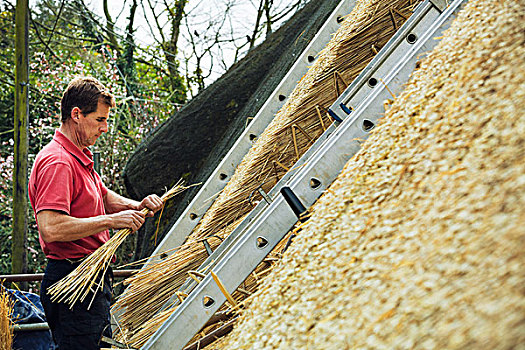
top-left (264, 0), bottom-right (272, 36)
top-left (121, 0), bottom-right (138, 97)
top-left (102, 0), bottom-right (121, 52)
top-left (13, 0), bottom-right (29, 277)
top-left (165, 0), bottom-right (187, 103)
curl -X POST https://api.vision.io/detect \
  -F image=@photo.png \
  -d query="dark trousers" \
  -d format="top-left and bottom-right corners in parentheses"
top-left (40, 259), bottom-right (113, 350)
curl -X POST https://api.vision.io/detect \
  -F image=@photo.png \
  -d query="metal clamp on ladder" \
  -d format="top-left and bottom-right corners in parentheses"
top-left (142, 1), bottom-right (466, 348)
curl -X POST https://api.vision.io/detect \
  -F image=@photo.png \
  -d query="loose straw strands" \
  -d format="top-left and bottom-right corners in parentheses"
top-left (0, 285), bottom-right (14, 350)
top-left (112, 216), bottom-right (245, 341)
top-left (122, 306), bottom-right (174, 348)
top-left (116, 232), bottom-right (289, 349)
top-left (47, 180), bottom-right (194, 309)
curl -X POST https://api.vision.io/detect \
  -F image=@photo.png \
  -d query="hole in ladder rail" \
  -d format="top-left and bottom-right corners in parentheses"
top-left (310, 178), bottom-right (322, 190)
top-left (406, 33), bottom-right (417, 44)
top-left (160, 253), bottom-right (168, 260)
top-left (249, 133), bottom-right (257, 142)
top-left (256, 236), bottom-right (269, 249)
top-left (368, 77), bottom-right (378, 88)
top-left (307, 55), bottom-right (315, 63)
top-left (336, 15), bottom-right (344, 24)
top-left (219, 173), bottom-right (228, 181)
top-left (189, 213), bottom-right (198, 221)
top-left (278, 94), bottom-right (286, 102)
top-left (203, 296), bottom-right (215, 308)
top-left (363, 119), bottom-right (375, 132)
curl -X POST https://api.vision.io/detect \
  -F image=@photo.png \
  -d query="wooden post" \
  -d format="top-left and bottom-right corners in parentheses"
top-left (12, 0), bottom-right (29, 276)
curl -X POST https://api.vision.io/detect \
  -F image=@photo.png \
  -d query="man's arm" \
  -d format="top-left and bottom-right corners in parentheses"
top-left (37, 209), bottom-right (146, 243)
top-left (104, 189), bottom-right (163, 217)
top-left (37, 190), bottom-right (165, 243)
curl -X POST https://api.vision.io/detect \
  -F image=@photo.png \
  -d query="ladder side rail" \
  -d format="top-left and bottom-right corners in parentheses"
top-left (331, 0), bottom-right (439, 118)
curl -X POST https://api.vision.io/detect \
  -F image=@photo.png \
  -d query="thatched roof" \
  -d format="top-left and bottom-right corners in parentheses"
top-left (210, 0), bottom-right (525, 348)
top-left (113, 0), bottom-right (425, 346)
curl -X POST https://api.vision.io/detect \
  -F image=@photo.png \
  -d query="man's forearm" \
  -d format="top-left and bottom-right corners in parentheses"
top-left (104, 189), bottom-right (140, 214)
top-left (37, 209), bottom-right (146, 243)
top-left (38, 211), bottom-right (111, 242)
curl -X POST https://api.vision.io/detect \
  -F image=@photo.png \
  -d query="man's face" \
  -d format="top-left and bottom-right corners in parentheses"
top-left (76, 100), bottom-right (110, 148)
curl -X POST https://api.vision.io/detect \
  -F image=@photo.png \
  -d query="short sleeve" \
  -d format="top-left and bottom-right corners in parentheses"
top-left (94, 171), bottom-right (108, 197)
top-left (33, 162), bottom-right (74, 215)
top-left (100, 181), bottom-right (108, 197)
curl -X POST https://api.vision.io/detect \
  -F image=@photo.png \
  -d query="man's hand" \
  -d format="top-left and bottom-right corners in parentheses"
top-left (107, 210), bottom-right (146, 232)
top-left (137, 194), bottom-right (164, 217)
top-left (104, 190), bottom-right (163, 218)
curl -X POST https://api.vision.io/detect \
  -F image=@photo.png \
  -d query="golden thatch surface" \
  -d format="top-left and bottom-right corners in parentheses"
top-left (211, 0), bottom-right (525, 348)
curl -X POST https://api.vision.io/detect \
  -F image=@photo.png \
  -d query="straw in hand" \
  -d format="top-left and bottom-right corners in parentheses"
top-left (46, 180), bottom-right (195, 309)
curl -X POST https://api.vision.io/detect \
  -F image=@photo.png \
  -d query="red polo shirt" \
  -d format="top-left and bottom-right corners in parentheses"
top-left (28, 130), bottom-right (109, 260)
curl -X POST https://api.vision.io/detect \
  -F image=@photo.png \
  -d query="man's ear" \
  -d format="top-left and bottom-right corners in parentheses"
top-left (71, 107), bottom-right (81, 122)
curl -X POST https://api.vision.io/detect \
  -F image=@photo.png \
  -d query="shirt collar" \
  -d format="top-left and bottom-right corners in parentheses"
top-left (53, 130), bottom-right (94, 169)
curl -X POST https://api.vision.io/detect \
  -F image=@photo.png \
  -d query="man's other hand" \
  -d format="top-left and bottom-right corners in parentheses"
top-left (137, 194), bottom-right (164, 217)
top-left (108, 210), bottom-right (146, 232)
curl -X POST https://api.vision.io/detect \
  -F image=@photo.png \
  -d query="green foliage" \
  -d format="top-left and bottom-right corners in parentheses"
top-left (0, 4), bottom-right (15, 137)
top-left (0, 0), bottom-right (188, 278)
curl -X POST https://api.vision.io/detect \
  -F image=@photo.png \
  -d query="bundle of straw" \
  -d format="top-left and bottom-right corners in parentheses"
top-left (113, 0), bottom-right (421, 345)
top-left (115, 229), bottom-right (289, 349)
top-left (47, 180), bottom-right (193, 309)
top-left (0, 285), bottom-right (14, 350)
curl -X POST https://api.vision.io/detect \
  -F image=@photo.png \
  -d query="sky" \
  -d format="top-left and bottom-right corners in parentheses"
top-left (81, 0), bottom-right (304, 88)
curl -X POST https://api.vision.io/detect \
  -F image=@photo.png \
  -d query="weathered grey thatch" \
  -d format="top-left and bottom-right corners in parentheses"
top-left (123, 0), bottom-right (343, 259)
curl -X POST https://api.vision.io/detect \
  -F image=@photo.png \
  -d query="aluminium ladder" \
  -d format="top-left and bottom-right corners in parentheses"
top-left (150, 0), bottom-right (446, 318)
top-left (146, 0), bottom-right (459, 318)
top-left (143, 1), bottom-right (467, 349)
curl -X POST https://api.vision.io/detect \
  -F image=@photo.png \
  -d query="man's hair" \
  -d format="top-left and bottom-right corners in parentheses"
top-left (60, 76), bottom-right (116, 122)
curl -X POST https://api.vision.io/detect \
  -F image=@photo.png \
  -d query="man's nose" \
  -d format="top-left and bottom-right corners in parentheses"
top-left (100, 121), bottom-right (108, 133)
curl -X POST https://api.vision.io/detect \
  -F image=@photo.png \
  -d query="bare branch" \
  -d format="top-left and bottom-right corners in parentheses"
top-left (28, 7), bottom-right (61, 61)
top-left (249, 0), bottom-right (264, 49)
top-left (103, 0), bottom-right (122, 51)
top-left (43, 0), bottom-right (65, 57)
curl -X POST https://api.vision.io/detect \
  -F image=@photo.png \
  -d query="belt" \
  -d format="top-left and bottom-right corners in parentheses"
top-left (48, 256), bottom-right (87, 264)
top-left (64, 256), bottom-right (86, 264)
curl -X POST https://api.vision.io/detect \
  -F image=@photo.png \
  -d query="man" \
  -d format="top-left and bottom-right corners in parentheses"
top-left (28, 76), bottom-right (163, 349)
